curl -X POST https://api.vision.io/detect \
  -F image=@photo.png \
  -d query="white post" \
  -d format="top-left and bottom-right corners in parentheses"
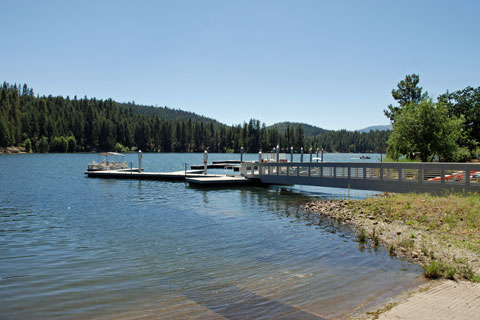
top-left (204, 150), bottom-right (208, 175)
top-left (259, 151), bottom-right (262, 163)
top-left (138, 150), bottom-right (142, 173)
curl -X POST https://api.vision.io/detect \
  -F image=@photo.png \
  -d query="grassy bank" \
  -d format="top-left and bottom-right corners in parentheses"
top-left (303, 192), bottom-right (480, 281)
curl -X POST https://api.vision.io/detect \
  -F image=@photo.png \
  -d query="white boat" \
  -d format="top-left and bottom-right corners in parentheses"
top-left (87, 152), bottom-right (128, 171)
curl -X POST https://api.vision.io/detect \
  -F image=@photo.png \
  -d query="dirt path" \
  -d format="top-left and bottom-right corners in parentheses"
top-left (377, 280), bottom-right (480, 320)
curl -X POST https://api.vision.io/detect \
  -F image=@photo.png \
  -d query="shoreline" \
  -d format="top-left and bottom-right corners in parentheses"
top-left (302, 195), bottom-right (480, 318)
top-left (302, 197), bottom-right (480, 278)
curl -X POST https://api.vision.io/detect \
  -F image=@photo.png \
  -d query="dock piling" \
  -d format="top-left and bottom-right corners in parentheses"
top-left (204, 151), bottom-right (208, 175)
top-left (138, 150), bottom-right (142, 173)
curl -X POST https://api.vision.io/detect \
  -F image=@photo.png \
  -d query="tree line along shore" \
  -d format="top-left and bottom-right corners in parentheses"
top-left (0, 82), bottom-right (387, 155)
top-left (1, 75), bottom-right (478, 162)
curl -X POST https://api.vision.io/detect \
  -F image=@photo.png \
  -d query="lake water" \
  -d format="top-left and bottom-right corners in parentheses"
top-left (0, 153), bottom-right (424, 319)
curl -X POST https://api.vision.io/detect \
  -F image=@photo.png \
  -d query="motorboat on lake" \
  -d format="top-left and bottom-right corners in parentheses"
top-left (87, 152), bottom-right (128, 171)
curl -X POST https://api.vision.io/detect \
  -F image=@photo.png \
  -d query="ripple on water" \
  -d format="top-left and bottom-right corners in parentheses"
top-left (0, 154), bottom-right (425, 319)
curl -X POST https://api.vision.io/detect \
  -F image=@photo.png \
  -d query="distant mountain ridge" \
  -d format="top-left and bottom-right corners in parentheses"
top-left (117, 102), bottom-right (221, 126)
top-left (268, 121), bottom-right (329, 137)
top-left (357, 125), bottom-right (392, 132)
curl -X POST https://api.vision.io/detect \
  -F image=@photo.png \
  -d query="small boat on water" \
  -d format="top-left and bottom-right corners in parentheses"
top-left (87, 152), bottom-right (128, 171)
top-left (360, 155), bottom-right (371, 159)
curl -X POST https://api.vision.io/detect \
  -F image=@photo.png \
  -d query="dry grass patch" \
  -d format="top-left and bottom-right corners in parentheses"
top-left (348, 192), bottom-right (480, 255)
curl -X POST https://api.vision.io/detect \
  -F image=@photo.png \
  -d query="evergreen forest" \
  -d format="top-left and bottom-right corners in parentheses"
top-left (0, 82), bottom-right (389, 154)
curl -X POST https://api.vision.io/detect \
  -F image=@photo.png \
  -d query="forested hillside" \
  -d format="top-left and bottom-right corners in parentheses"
top-left (0, 82), bottom-right (389, 153)
top-left (268, 122), bottom-right (327, 137)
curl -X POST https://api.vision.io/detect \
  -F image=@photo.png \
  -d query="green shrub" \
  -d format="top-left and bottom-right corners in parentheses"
top-left (424, 261), bottom-right (443, 279)
top-left (372, 228), bottom-right (380, 247)
top-left (50, 136), bottom-right (68, 153)
top-left (358, 228), bottom-right (367, 244)
top-left (37, 136), bottom-right (49, 153)
top-left (24, 138), bottom-right (32, 153)
top-left (454, 147), bottom-right (472, 162)
top-left (67, 136), bottom-right (77, 152)
top-left (114, 142), bottom-right (129, 153)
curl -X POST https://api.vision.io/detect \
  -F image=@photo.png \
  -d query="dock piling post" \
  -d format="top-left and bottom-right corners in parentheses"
top-left (204, 151), bottom-right (208, 175)
top-left (316, 148), bottom-right (319, 163)
top-left (321, 148), bottom-right (324, 163)
top-left (138, 150), bottom-right (142, 173)
top-left (259, 151), bottom-right (262, 163)
top-left (290, 146), bottom-right (293, 162)
top-left (240, 146), bottom-right (244, 163)
top-left (309, 148), bottom-right (312, 162)
top-left (301, 147), bottom-right (304, 163)
top-left (276, 145), bottom-right (280, 162)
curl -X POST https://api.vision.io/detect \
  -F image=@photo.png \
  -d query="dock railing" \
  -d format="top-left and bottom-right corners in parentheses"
top-left (240, 161), bottom-right (480, 193)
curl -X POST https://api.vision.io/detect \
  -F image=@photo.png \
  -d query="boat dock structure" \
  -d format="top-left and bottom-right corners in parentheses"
top-left (86, 169), bottom-right (253, 186)
top-left (240, 161), bottom-right (480, 193)
top-left (85, 150), bottom-right (480, 192)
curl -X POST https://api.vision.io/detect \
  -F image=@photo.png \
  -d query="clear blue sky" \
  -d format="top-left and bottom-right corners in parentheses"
top-left (1, 0), bottom-right (479, 130)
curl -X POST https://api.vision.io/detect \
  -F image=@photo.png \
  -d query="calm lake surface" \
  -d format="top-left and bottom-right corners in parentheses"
top-left (0, 153), bottom-right (424, 319)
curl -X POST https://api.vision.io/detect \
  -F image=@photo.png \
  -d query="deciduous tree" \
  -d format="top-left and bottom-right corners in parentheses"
top-left (387, 99), bottom-right (464, 162)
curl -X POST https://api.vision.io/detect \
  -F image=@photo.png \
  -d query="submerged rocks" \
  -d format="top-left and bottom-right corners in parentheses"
top-left (302, 199), bottom-right (480, 280)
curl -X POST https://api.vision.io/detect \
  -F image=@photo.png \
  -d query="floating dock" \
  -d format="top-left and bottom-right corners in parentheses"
top-left (85, 169), bottom-right (255, 186)
top-left (186, 175), bottom-right (252, 186)
top-left (86, 169), bottom-right (205, 180)
top-left (190, 163), bottom-right (240, 170)
top-left (85, 153), bottom-right (255, 186)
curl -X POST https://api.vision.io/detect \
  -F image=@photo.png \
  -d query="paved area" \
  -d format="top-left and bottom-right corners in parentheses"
top-left (378, 280), bottom-right (480, 320)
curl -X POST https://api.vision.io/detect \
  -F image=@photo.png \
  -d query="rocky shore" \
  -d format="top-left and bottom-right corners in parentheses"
top-left (302, 198), bottom-right (479, 279)
top-left (0, 146), bottom-right (26, 154)
top-left (303, 196), bottom-right (480, 318)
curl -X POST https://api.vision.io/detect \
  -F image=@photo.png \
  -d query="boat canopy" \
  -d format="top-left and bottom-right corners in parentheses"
top-left (99, 152), bottom-right (124, 157)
